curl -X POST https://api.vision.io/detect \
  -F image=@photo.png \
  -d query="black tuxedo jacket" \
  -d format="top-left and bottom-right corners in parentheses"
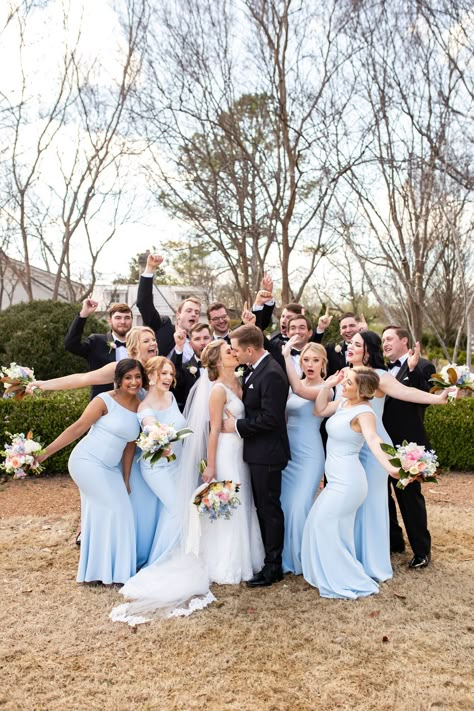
top-left (64, 316), bottom-right (115, 398)
top-left (326, 341), bottom-right (347, 376)
top-left (236, 355), bottom-right (290, 468)
top-left (170, 351), bottom-right (201, 411)
top-left (137, 276), bottom-right (176, 357)
top-left (382, 357), bottom-right (436, 448)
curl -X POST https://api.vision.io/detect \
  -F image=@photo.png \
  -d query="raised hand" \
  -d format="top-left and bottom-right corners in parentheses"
top-left (174, 327), bottom-right (187, 352)
top-left (407, 341), bottom-right (421, 371)
top-left (324, 370), bottom-right (345, 389)
top-left (145, 253), bottom-right (164, 274)
top-left (261, 271), bottom-right (273, 295)
top-left (318, 305), bottom-right (333, 331)
top-left (254, 289), bottom-right (273, 306)
top-left (79, 298), bottom-right (99, 318)
top-left (241, 301), bottom-right (256, 326)
top-left (282, 335), bottom-right (299, 358)
top-left (358, 313), bottom-right (368, 332)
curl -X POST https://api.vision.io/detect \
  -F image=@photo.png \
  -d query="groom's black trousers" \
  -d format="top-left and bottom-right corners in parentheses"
top-left (249, 463), bottom-right (284, 571)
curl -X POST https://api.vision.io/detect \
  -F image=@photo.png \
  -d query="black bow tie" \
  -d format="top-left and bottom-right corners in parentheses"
top-left (114, 339), bottom-right (126, 348)
top-left (281, 336), bottom-right (290, 342)
top-left (247, 364), bottom-right (254, 372)
top-left (387, 360), bottom-right (401, 369)
top-left (290, 349), bottom-right (300, 357)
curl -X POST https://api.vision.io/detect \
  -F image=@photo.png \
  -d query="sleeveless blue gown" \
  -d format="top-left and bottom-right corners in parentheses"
top-left (355, 379), bottom-right (393, 582)
top-left (138, 394), bottom-right (187, 566)
top-left (301, 402), bottom-right (379, 599)
top-left (280, 392), bottom-right (324, 574)
top-left (68, 392), bottom-right (137, 584)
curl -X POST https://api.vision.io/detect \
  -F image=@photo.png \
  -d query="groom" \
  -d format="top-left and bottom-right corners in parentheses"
top-left (222, 324), bottom-right (290, 587)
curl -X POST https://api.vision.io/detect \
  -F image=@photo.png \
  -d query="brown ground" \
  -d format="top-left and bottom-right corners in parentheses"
top-left (0, 473), bottom-right (473, 711)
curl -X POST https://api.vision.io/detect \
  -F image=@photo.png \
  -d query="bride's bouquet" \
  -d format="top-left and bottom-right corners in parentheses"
top-left (1, 431), bottom-right (45, 479)
top-left (193, 480), bottom-right (241, 521)
top-left (1, 363), bottom-right (36, 400)
top-left (381, 440), bottom-right (439, 489)
top-left (430, 363), bottom-right (473, 395)
top-left (137, 421), bottom-right (192, 464)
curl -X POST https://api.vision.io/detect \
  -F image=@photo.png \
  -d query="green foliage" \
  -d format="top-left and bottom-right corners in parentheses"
top-left (0, 300), bottom-right (107, 379)
top-left (0, 390), bottom-right (90, 475)
top-left (425, 398), bottom-right (474, 471)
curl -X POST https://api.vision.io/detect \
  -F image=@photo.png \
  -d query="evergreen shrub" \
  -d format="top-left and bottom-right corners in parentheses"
top-left (0, 390), bottom-right (89, 474)
top-left (425, 398), bottom-right (474, 471)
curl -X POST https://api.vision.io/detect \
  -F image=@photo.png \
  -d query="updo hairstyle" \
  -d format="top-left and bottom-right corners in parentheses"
top-left (201, 340), bottom-right (225, 382)
top-left (352, 366), bottom-right (380, 400)
top-left (144, 356), bottom-right (176, 387)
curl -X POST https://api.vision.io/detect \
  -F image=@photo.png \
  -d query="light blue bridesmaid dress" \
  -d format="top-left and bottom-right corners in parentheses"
top-left (68, 392), bottom-right (137, 584)
top-left (301, 402), bottom-right (379, 599)
top-left (138, 394), bottom-right (187, 566)
top-left (355, 378), bottom-right (393, 582)
top-left (280, 392), bottom-right (325, 575)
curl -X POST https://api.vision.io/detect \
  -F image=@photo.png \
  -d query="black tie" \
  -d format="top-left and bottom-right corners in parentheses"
top-left (247, 364), bottom-right (254, 372)
top-left (387, 360), bottom-right (401, 369)
top-left (290, 349), bottom-right (300, 357)
top-left (114, 340), bottom-right (126, 348)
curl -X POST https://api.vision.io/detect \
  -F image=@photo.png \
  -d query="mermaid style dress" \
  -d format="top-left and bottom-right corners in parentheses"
top-left (68, 392), bottom-right (137, 584)
top-left (196, 383), bottom-right (264, 584)
top-left (301, 402), bottom-right (380, 599)
top-left (280, 392), bottom-right (325, 575)
top-left (354, 381), bottom-right (393, 582)
top-left (138, 394), bottom-right (187, 566)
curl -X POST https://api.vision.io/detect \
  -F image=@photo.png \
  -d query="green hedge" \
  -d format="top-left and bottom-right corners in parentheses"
top-left (425, 398), bottom-right (474, 471)
top-left (1, 390), bottom-right (89, 475)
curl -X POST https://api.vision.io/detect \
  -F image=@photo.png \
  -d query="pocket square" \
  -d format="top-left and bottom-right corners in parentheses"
top-left (248, 384), bottom-right (254, 389)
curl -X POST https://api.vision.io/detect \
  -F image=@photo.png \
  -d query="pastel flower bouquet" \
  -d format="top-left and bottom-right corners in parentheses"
top-left (430, 364), bottom-right (473, 395)
top-left (193, 480), bottom-right (241, 521)
top-left (381, 440), bottom-right (439, 489)
top-left (1, 363), bottom-right (36, 400)
top-left (136, 421), bottom-right (192, 464)
top-left (1, 431), bottom-right (45, 479)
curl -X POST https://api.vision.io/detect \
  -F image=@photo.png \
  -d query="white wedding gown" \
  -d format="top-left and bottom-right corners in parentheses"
top-left (110, 380), bottom-right (264, 624)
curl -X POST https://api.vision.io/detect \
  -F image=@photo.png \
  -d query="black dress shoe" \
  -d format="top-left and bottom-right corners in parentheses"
top-left (246, 570), bottom-right (283, 588)
top-left (408, 554), bottom-right (431, 569)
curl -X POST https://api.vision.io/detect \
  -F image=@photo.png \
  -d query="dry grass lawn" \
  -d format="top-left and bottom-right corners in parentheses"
top-left (0, 474), bottom-right (473, 711)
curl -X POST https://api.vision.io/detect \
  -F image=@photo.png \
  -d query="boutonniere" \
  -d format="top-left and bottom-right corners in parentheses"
top-left (235, 366), bottom-right (245, 379)
top-left (107, 341), bottom-right (116, 352)
top-left (334, 344), bottom-right (342, 354)
top-left (187, 365), bottom-right (198, 376)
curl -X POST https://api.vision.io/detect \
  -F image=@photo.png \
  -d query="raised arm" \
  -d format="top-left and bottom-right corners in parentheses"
top-left (379, 372), bottom-right (450, 405)
top-left (64, 299), bottom-right (100, 358)
top-left (31, 361), bottom-right (117, 392)
top-left (136, 253), bottom-right (168, 332)
top-left (313, 372), bottom-right (344, 417)
top-left (202, 385), bottom-right (226, 483)
top-left (282, 337), bottom-right (321, 400)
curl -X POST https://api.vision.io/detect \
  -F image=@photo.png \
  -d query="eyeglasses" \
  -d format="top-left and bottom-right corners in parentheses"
top-left (210, 315), bottom-right (228, 322)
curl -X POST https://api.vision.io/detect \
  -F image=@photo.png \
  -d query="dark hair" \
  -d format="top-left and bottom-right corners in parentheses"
top-left (230, 324), bottom-right (264, 349)
top-left (339, 312), bottom-right (357, 322)
top-left (360, 331), bottom-right (386, 370)
top-left (287, 314), bottom-right (313, 331)
top-left (207, 302), bottom-right (228, 319)
top-left (190, 322), bottom-right (211, 336)
top-left (382, 325), bottom-right (410, 342)
top-left (114, 358), bottom-right (148, 389)
top-left (283, 303), bottom-right (303, 315)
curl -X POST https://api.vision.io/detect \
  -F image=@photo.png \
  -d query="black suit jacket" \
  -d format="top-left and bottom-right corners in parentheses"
top-left (170, 351), bottom-right (201, 411)
top-left (137, 276), bottom-right (176, 357)
top-left (382, 357), bottom-right (436, 448)
top-left (64, 316), bottom-right (115, 398)
top-left (326, 341), bottom-right (347, 376)
top-left (236, 355), bottom-right (290, 468)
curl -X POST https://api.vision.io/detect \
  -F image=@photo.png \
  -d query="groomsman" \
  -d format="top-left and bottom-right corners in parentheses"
top-left (318, 311), bottom-right (368, 375)
top-left (207, 302), bottom-right (232, 343)
top-left (382, 326), bottom-right (435, 569)
top-left (64, 299), bottom-right (132, 399)
top-left (137, 253), bottom-right (202, 361)
top-left (171, 323), bottom-right (212, 410)
top-left (223, 325), bottom-right (290, 587)
top-left (285, 314), bottom-right (314, 376)
top-left (270, 303), bottom-right (304, 350)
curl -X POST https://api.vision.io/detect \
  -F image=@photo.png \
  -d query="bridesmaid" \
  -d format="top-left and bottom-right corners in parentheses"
top-left (280, 341), bottom-right (327, 575)
top-left (342, 332), bottom-right (450, 582)
top-left (31, 327), bottom-right (160, 568)
top-left (301, 367), bottom-right (400, 599)
top-left (138, 356), bottom-right (187, 566)
top-left (36, 359), bottom-right (147, 584)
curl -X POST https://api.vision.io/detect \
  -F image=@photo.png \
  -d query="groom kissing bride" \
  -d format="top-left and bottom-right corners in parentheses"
top-left (222, 325), bottom-right (290, 587)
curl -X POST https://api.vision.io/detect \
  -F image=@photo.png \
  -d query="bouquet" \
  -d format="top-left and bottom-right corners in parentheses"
top-left (136, 421), bottom-right (192, 464)
top-left (1, 363), bottom-right (36, 400)
top-left (381, 440), bottom-right (439, 489)
top-left (193, 480), bottom-right (241, 521)
top-left (430, 364), bottom-right (473, 394)
top-left (1, 431), bottom-right (45, 479)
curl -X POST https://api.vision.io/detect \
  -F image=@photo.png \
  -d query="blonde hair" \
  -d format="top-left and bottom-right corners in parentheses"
top-left (126, 327), bottom-right (156, 359)
top-left (201, 340), bottom-right (225, 381)
top-left (144, 356), bottom-right (176, 387)
top-left (176, 296), bottom-right (201, 313)
top-left (299, 343), bottom-right (328, 378)
top-left (352, 366), bottom-right (380, 400)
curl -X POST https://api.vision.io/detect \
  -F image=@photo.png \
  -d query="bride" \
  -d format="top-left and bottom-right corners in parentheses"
top-left (111, 339), bottom-right (264, 623)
